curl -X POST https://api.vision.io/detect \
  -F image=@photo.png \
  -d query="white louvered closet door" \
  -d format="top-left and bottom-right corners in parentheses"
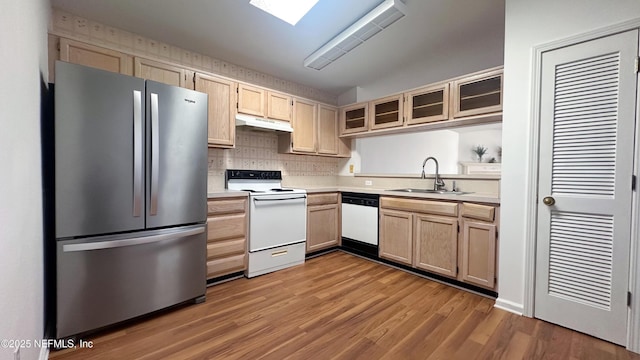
top-left (535, 29), bottom-right (639, 346)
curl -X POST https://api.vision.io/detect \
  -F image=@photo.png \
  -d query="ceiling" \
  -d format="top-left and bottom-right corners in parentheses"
top-left (49, 0), bottom-right (505, 97)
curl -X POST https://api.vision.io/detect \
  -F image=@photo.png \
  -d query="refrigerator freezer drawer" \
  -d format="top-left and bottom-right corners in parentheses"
top-left (56, 225), bottom-right (206, 338)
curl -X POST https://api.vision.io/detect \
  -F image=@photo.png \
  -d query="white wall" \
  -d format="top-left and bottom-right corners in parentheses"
top-left (457, 129), bottom-right (502, 163)
top-left (359, 130), bottom-right (459, 174)
top-left (345, 0), bottom-right (504, 103)
top-left (0, 0), bottom-right (50, 359)
top-left (500, 0), bottom-right (640, 314)
top-left (356, 37), bottom-right (505, 102)
top-left (343, 124), bottom-right (502, 176)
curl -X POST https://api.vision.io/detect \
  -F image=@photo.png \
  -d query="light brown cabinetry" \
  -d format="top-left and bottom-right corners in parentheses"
top-left (319, 105), bottom-right (352, 157)
top-left (406, 83), bottom-right (450, 124)
top-left (206, 197), bottom-right (247, 279)
top-left (414, 214), bottom-right (458, 277)
top-left (237, 83), bottom-right (266, 117)
top-left (340, 102), bottom-right (369, 135)
top-left (279, 102), bottom-right (351, 157)
top-left (452, 69), bottom-right (503, 118)
top-left (458, 202), bottom-right (498, 289)
top-left (238, 85), bottom-right (294, 122)
top-left (378, 197), bottom-right (501, 291)
top-left (134, 57), bottom-right (194, 89)
top-left (379, 209), bottom-right (413, 265)
top-left (195, 73), bottom-right (236, 148)
top-left (59, 38), bottom-right (132, 75)
top-left (379, 197), bottom-right (498, 289)
top-left (339, 67), bottom-right (503, 138)
top-left (267, 91), bottom-right (292, 122)
top-left (369, 94), bottom-right (404, 130)
top-left (306, 193), bottom-right (341, 253)
top-left (460, 220), bottom-right (496, 288)
top-left (317, 104), bottom-right (339, 155)
top-left (291, 98), bottom-right (317, 153)
top-left (380, 197), bottom-right (458, 276)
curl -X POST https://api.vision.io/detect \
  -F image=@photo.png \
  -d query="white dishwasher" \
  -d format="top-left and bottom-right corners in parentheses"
top-left (341, 192), bottom-right (379, 258)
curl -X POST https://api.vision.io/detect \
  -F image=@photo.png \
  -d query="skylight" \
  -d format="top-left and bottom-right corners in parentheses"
top-left (250, 0), bottom-right (319, 26)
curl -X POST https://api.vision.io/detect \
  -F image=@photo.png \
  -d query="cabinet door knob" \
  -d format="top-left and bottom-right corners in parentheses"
top-left (542, 196), bottom-right (555, 206)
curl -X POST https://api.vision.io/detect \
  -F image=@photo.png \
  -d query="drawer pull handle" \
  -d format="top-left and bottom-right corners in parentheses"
top-left (272, 250), bottom-right (288, 257)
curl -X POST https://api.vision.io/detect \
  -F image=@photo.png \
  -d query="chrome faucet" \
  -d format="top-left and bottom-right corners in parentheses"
top-left (421, 157), bottom-right (445, 191)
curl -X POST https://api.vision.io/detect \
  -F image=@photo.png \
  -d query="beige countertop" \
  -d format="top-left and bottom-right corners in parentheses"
top-left (207, 189), bottom-right (249, 198)
top-left (207, 187), bottom-right (499, 204)
top-left (304, 186), bottom-right (500, 205)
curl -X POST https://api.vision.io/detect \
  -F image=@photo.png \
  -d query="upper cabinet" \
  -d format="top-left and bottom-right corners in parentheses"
top-left (278, 102), bottom-right (351, 158)
top-left (406, 83), bottom-right (449, 125)
top-left (134, 57), bottom-right (194, 90)
top-left (195, 73), bottom-right (236, 148)
top-left (339, 67), bottom-right (503, 137)
top-left (59, 38), bottom-right (132, 75)
top-left (237, 83), bottom-right (266, 117)
top-left (51, 35), bottom-right (347, 157)
top-left (340, 102), bottom-right (369, 135)
top-left (238, 85), bottom-right (294, 122)
top-left (451, 69), bottom-right (503, 118)
top-left (267, 91), bottom-right (292, 122)
top-left (317, 104), bottom-right (339, 155)
top-left (369, 94), bottom-right (404, 130)
top-left (290, 98), bottom-right (317, 153)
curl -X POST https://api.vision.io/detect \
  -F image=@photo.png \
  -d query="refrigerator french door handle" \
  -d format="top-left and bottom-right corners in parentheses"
top-left (63, 226), bottom-right (204, 252)
top-left (150, 93), bottom-right (159, 216)
top-left (133, 90), bottom-right (143, 217)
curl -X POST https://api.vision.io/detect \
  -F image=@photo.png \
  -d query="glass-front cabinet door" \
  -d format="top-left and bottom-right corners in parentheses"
top-left (406, 83), bottom-right (449, 125)
top-left (369, 94), bottom-right (404, 130)
top-left (452, 69), bottom-right (503, 118)
top-left (340, 102), bottom-right (368, 135)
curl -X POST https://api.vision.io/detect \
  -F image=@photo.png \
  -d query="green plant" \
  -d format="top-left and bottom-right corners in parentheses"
top-left (472, 145), bottom-right (488, 162)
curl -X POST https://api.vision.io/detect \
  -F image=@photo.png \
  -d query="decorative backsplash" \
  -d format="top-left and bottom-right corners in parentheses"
top-left (208, 128), bottom-right (341, 186)
top-left (49, 8), bottom-right (337, 104)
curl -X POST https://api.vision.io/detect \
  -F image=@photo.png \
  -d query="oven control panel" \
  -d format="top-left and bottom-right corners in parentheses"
top-left (226, 169), bottom-right (282, 180)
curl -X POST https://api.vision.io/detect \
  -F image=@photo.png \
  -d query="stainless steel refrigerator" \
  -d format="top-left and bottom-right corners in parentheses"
top-left (54, 61), bottom-right (208, 339)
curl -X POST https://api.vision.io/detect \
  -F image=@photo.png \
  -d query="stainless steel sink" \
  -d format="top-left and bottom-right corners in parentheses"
top-left (387, 188), bottom-right (473, 195)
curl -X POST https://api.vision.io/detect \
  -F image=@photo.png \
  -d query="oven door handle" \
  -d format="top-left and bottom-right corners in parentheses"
top-left (253, 196), bottom-right (306, 202)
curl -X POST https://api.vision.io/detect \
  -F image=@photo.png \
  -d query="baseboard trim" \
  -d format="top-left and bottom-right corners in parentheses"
top-left (494, 298), bottom-right (524, 315)
top-left (40, 345), bottom-right (49, 360)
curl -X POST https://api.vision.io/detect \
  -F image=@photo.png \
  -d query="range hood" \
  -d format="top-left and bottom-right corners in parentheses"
top-left (235, 113), bottom-right (293, 132)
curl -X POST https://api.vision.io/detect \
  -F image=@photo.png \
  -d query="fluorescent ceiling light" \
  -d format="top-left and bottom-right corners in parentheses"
top-left (250, 0), bottom-right (319, 26)
top-left (304, 0), bottom-right (407, 70)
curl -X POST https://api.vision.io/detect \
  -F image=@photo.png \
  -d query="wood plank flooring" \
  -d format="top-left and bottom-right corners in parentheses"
top-left (50, 251), bottom-right (640, 360)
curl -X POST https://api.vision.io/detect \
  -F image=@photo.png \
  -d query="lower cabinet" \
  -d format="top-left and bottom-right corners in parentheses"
top-left (306, 193), bottom-right (340, 253)
top-left (206, 197), bottom-right (247, 279)
top-left (458, 202), bottom-right (499, 289)
top-left (379, 209), bottom-right (413, 265)
top-left (414, 214), bottom-right (458, 278)
top-left (379, 196), bottom-right (499, 291)
top-left (459, 206), bottom-right (498, 289)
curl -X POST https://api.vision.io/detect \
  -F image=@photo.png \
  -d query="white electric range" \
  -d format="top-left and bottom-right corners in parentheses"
top-left (226, 170), bottom-right (307, 278)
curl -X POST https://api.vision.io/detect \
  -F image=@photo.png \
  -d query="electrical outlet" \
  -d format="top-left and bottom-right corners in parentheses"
top-left (365, 180), bottom-right (373, 186)
top-left (14, 347), bottom-right (20, 360)
top-left (349, 164), bottom-right (354, 173)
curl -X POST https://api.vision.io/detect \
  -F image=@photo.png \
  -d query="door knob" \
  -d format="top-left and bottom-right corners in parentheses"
top-left (542, 196), bottom-right (555, 206)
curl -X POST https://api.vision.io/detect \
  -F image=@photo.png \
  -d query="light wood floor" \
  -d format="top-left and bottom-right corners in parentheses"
top-left (50, 251), bottom-right (640, 360)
